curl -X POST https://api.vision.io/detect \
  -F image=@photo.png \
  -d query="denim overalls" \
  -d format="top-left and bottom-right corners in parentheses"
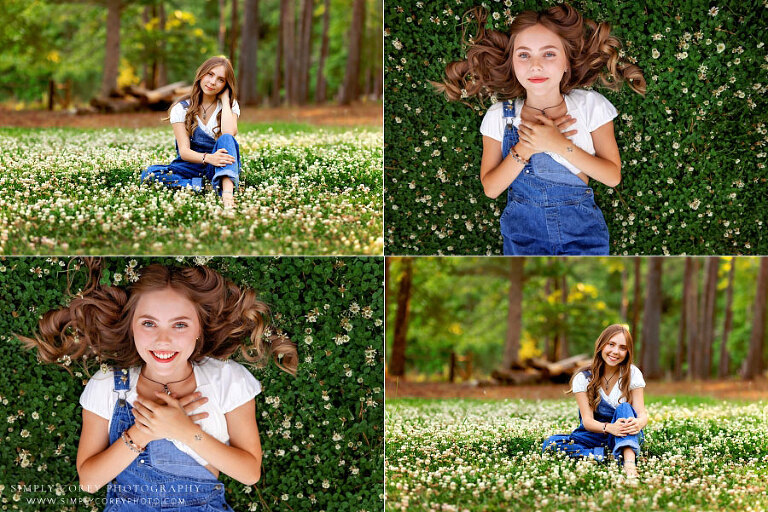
top-left (105, 368), bottom-right (234, 511)
top-left (141, 100), bottom-right (241, 194)
top-left (541, 371), bottom-right (644, 462)
top-left (500, 101), bottom-right (610, 255)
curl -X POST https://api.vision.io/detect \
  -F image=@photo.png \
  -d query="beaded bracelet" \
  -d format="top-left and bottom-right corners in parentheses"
top-left (509, 149), bottom-right (529, 166)
top-left (121, 430), bottom-right (145, 454)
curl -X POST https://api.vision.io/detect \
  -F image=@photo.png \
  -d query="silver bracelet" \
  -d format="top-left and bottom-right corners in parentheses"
top-left (202, 153), bottom-right (207, 164)
top-left (121, 430), bottom-right (144, 454)
top-left (509, 149), bottom-right (529, 166)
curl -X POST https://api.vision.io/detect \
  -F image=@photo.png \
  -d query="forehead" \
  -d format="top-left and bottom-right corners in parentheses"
top-left (514, 24), bottom-right (565, 51)
top-left (134, 287), bottom-right (198, 318)
top-left (206, 65), bottom-right (227, 78)
top-left (607, 332), bottom-right (627, 346)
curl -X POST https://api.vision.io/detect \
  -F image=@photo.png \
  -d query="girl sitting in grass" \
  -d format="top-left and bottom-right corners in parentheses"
top-left (141, 56), bottom-right (241, 208)
top-left (542, 324), bottom-right (647, 478)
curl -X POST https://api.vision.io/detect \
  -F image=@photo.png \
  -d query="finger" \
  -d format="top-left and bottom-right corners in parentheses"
top-left (534, 114), bottom-right (554, 124)
top-left (178, 392), bottom-right (202, 407)
top-left (154, 392), bottom-right (180, 407)
top-left (562, 129), bottom-right (578, 137)
top-left (218, 149), bottom-right (229, 154)
top-left (189, 412), bottom-right (210, 422)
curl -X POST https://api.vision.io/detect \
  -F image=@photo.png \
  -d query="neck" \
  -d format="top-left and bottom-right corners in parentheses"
top-left (142, 361), bottom-right (193, 385)
top-left (524, 89), bottom-right (564, 111)
top-left (603, 366), bottom-right (619, 379)
top-left (202, 93), bottom-right (217, 105)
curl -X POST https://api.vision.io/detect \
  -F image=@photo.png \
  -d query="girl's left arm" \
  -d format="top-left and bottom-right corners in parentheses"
top-left (629, 387), bottom-right (649, 431)
top-left (219, 89), bottom-right (238, 136)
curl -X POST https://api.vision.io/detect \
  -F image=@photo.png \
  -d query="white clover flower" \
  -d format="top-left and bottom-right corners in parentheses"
top-left (709, 6), bottom-right (719, 16)
top-left (652, 49), bottom-right (660, 59)
top-left (716, 43), bottom-right (725, 53)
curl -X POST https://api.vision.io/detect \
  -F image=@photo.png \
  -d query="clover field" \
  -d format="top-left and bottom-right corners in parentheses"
top-left (0, 124), bottom-right (383, 255)
top-left (386, 397), bottom-right (768, 512)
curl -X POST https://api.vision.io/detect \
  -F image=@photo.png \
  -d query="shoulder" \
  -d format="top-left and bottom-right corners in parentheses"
top-left (198, 357), bottom-right (259, 386)
top-left (569, 88), bottom-right (618, 130)
top-left (629, 364), bottom-right (646, 388)
top-left (170, 101), bottom-right (189, 123)
top-left (571, 370), bottom-right (590, 392)
top-left (480, 102), bottom-right (506, 140)
top-left (79, 369), bottom-right (117, 418)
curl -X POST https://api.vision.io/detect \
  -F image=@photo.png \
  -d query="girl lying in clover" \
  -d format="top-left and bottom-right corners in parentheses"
top-left (141, 56), bottom-right (242, 208)
top-left (20, 258), bottom-right (297, 510)
top-left (542, 324), bottom-right (648, 479)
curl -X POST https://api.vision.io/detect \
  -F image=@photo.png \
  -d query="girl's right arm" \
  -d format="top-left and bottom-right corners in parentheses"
top-left (173, 123), bottom-right (236, 167)
top-left (479, 137), bottom-right (534, 199)
top-left (76, 410), bottom-right (157, 493)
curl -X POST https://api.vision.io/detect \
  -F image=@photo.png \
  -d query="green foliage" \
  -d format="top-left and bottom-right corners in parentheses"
top-left (384, 0), bottom-right (768, 255)
top-left (387, 257), bottom-right (761, 378)
top-left (0, 256), bottom-right (384, 511)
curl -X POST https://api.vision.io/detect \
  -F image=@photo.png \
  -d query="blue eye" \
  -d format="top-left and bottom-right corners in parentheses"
top-left (141, 320), bottom-right (155, 328)
top-left (518, 52), bottom-right (529, 59)
top-left (174, 323), bottom-right (187, 329)
top-left (545, 52), bottom-right (556, 57)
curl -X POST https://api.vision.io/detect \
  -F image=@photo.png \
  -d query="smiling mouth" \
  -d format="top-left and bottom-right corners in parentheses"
top-left (150, 350), bottom-right (179, 363)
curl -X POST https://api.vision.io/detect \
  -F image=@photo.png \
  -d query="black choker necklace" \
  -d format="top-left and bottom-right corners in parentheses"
top-left (525, 96), bottom-right (565, 118)
top-left (140, 366), bottom-right (194, 395)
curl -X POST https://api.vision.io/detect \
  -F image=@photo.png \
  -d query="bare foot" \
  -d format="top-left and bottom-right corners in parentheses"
top-left (222, 191), bottom-right (235, 208)
top-left (624, 460), bottom-right (639, 479)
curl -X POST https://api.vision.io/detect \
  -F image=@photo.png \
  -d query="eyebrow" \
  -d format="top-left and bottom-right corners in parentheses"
top-left (516, 45), bottom-right (559, 51)
top-left (137, 315), bottom-right (193, 322)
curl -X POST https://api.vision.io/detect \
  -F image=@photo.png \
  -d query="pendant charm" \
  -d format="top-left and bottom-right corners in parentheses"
top-left (163, 385), bottom-right (171, 395)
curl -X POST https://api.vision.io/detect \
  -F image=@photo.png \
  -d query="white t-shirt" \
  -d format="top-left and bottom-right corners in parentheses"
top-left (170, 99), bottom-right (241, 138)
top-left (79, 357), bottom-right (261, 466)
top-left (480, 88), bottom-right (618, 175)
top-left (571, 364), bottom-right (645, 408)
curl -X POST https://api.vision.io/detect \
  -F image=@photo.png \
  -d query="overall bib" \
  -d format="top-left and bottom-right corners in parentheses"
top-left (105, 369), bottom-right (234, 511)
top-left (141, 100), bottom-right (241, 194)
top-left (500, 101), bottom-right (610, 255)
top-left (542, 371), bottom-right (644, 461)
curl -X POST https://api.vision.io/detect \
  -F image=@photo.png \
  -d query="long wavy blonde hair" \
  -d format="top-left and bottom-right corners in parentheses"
top-left (435, 5), bottom-right (646, 103)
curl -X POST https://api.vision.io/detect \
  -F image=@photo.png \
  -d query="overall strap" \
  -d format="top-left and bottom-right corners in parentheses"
top-left (180, 99), bottom-right (190, 108)
top-left (113, 368), bottom-right (130, 407)
top-left (502, 100), bottom-right (516, 119)
top-left (582, 370), bottom-right (592, 379)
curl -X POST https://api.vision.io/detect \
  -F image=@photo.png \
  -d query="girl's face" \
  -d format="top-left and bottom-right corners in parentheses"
top-left (601, 332), bottom-right (628, 367)
top-left (512, 24), bottom-right (568, 93)
top-left (132, 287), bottom-right (200, 375)
top-left (201, 65), bottom-right (228, 98)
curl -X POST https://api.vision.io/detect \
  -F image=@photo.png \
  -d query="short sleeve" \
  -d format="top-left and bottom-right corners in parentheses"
top-left (479, 102), bottom-right (505, 142)
top-left (629, 365), bottom-right (646, 390)
top-left (231, 99), bottom-right (240, 117)
top-left (571, 371), bottom-right (589, 394)
top-left (170, 102), bottom-right (187, 124)
top-left (220, 361), bottom-right (262, 413)
top-left (585, 90), bottom-right (618, 132)
top-left (79, 373), bottom-right (113, 420)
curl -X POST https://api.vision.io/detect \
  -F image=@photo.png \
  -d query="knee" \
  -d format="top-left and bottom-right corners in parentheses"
top-left (615, 402), bottom-right (635, 417)
top-left (217, 133), bottom-right (236, 144)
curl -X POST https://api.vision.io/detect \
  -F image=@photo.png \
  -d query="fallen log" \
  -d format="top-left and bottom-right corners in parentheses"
top-left (90, 95), bottom-right (141, 113)
top-left (490, 368), bottom-right (544, 385)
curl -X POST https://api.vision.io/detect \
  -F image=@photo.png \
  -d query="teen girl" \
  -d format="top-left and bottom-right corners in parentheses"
top-left (542, 324), bottom-right (647, 478)
top-left (21, 259), bottom-right (297, 510)
top-left (437, 5), bottom-right (646, 255)
top-left (141, 56), bottom-right (242, 208)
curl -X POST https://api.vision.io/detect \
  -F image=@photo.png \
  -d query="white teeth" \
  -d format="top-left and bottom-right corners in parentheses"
top-left (153, 351), bottom-right (176, 359)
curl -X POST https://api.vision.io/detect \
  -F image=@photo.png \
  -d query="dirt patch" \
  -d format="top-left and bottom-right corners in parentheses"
top-left (0, 103), bottom-right (382, 129)
top-left (386, 377), bottom-right (768, 401)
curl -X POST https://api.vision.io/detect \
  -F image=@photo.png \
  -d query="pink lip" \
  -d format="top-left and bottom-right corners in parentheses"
top-left (150, 351), bottom-right (179, 363)
top-left (529, 78), bottom-right (548, 83)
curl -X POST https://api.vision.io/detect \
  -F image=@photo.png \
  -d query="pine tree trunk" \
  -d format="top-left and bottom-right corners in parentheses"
top-left (502, 258), bottom-right (524, 369)
top-left (675, 258), bottom-right (691, 380)
top-left (142, 6), bottom-right (150, 87)
top-left (298, 0), bottom-right (314, 104)
top-left (700, 258), bottom-right (719, 379)
top-left (744, 258), bottom-right (768, 379)
top-left (641, 257), bottom-right (663, 378)
top-left (559, 271), bottom-right (568, 360)
top-left (101, 0), bottom-right (122, 97)
top-left (339, 0), bottom-right (365, 104)
top-left (389, 258), bottom-right (413, 377)
top-left (686, 258), bottom-right (700, 379)
top-left (718, 260), bottom-right (736, 378)
top-left (156, 2), bottom-right (167, 87)
top-left (620, 264), bottom-right (629, 322)
top-left (281, 0), bottom-right (295, 104)
top-left (315, 0), bottom-right (330, 103)
top-left (239, 0), bottom-right (259, 105)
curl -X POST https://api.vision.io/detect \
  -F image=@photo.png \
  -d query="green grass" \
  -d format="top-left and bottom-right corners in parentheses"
top-left (386, 398), bottom-right (768, 511)
top-left (0, 124), bottom-right (383, 255)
